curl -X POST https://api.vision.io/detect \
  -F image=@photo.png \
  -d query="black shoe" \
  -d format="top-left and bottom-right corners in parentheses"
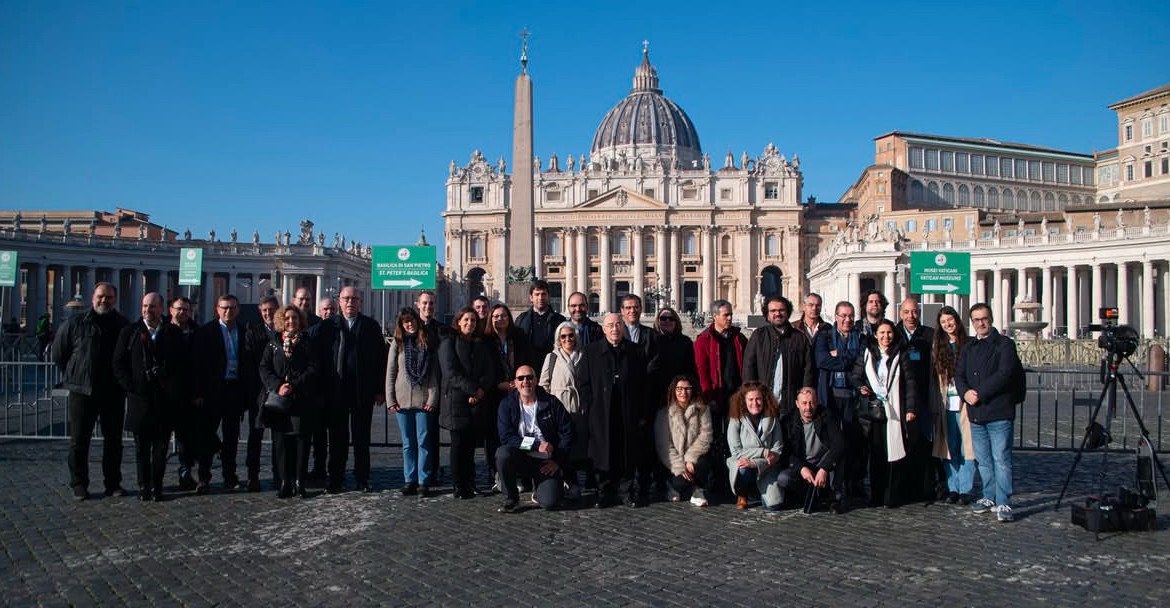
top-left (177, 476), bottom-right (197, 492)
top-left (278, 482), bottom-right (294, 499)
top-left (498, 499), bottom-right (519, 513)
top-left (308, 469), bottom-right (326, 482)
top-left (151, 490), bottom-right (165, 503)
top-left (401, 483), bottom-right (419, 496)
top-left (138, 488), bottom-right (153, 502)
top-left (223, 477), bottom-right (241, 491)
top-left (419, 485), bottom-right (432, 498)
top-left (195, 481), bottom-right (210, 495)
top-left (72, 486), bottom-right (90, 501)
top-left (958, 493), bottom-right (973, 506)
top-left (946, 492), bottom-right (960, 504)
top-left (359, 484), bottom-right (374, 493)
top-left (247, 479), bottom-right (262, 492)
top-left (326, 483), bottom-right (345, 495)
top-left (105, 485), bottom-right (128, 498)
top-left (829, 501), bottom-right (846, 515)
top-left (297, 483), bottom-right (310, 499)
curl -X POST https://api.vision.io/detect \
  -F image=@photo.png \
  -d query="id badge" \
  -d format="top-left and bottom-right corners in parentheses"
top-left (909, 350), bottom-right (921, 361)
top-left (520, 436), bottom-right (536, 451)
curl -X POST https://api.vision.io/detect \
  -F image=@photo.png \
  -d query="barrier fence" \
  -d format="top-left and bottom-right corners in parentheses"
top-left (3, 361), bottom-right (1167, 453)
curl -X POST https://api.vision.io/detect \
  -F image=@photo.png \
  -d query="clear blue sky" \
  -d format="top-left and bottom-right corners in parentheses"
top-left (2, 1), bottom-right (1168, 261)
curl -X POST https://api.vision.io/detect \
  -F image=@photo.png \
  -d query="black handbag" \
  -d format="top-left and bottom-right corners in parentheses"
top-left (263, 388), bottom-right (291, 414)
top-left (856, 396), bottom-right (887, 423)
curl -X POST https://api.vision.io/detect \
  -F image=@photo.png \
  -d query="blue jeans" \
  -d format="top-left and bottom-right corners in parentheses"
top-left (397, 409), bottom-right (435, 486)
top-left (970, 419), bottom-right (1013, 505)
top-left (945, 410), bottom-right (975, 494)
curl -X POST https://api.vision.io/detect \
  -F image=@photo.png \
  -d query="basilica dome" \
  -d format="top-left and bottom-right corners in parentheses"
top-left (590, 48), bottom-right (703, 167)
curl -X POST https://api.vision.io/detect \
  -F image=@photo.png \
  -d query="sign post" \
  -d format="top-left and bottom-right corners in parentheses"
top-left (909, 251), bottom-right (970, 295)
top-left (0, 251), bottom-right (18, 288)
top-left (178, 248), bottom-right (203, 286)
top-left (372, 246), bottom-right (436, 290)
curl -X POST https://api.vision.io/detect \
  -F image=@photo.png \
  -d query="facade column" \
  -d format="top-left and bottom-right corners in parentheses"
top-left (990, 268), bottom-right (1003, 328)
top-left (564, 229), bottom-right (576, 296)
top-left (1002, 270), bottom-right (1014, 326)
top-left (36, 264), bottom-right (49, 320)
top-left (80, 266), bottom-right (94, 299)
top-left (975, 272), bottom-right (986, 307)
top-left (1041, 266), bottom-right (1052, 335)
top-left (656, 228), bottom-right (668, 304)
top-left (736, 225), bottom-right (753, 314)
top-left (1091, 263), bottom-right (1103, 327)
top-left (599, 226), bottom-right (612, 313)
top-left (700, 226), bottom-right (714, 311)
top-left (669, 227), bottom-right (681, 310)
top-left (1066, 266), bottom-right (1079, 338)
top-left (631, 226), bottom-right (644, 302)
top-left (847, 272), bottom-right (859, 313)
top-left (60, 265), bottom-right (74, 301)
top-left (533, 228), bottom-right (544, 280)
top-left (1116, 262), bottom-right (1129, 326)
top-left (576, 228), bottom-right (588, 299)
top-left (447, 229), bottom-right (463, 296)
top-left (491, 227), bottom-right (508, 303)
top-left (882, 272), bottom-right (894, 305)
top-left (1142, 259), bottom-right (1155, 338)
top-left (315, 273), bottom-right (328, 300)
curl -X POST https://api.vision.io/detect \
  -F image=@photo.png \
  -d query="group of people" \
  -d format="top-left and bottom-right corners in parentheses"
top-left (57, 278), bottom-right (1022, 523)
top-left (56, 283), bottom-right (393, 501)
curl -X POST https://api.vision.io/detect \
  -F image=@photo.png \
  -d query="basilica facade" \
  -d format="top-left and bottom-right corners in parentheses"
top-left (442, 49), bottom-right (804, 317)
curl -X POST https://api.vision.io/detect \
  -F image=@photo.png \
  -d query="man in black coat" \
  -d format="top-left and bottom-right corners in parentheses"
top-left (896, 297), bottom-right (941, 500)
top-left (778, 387), bottom-right (848, 513)
top-left (293, 287), bottom-right (321, 328)
top-left (577, 313), bottom-right (651, 507)
top-left (167, 296), bottom-right (200, 490)
top-left (318, 286), bottom-right (387, 493)
top-left (113, 293), bottom-right (185, 502)
top-left (566, 291), bottom-right (603, 346)
top-left (742, 296), bottom-right (816, 411)
top-left (513, 280), bottom-right (567, 370)
top-left (53, 282), bottom-right (130, 500)
top-left (495, 365), bottom-right (574, 513)
top-left (191, 294), bottom-right (260, 493)
top-left (242, 295), bottom-right (282, 491)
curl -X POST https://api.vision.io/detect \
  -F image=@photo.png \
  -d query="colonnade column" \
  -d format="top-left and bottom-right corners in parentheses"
top-left (1041, 267), bottom-right (1052, 332)
top-left (631, 226), bottom-right (644, 303)
top-left (882, 271), bottom-right (894, 306)
top-left (1091, 263), bottom-right (1103, 327)
top-left (669, 227), bottom-right (681, 310)
top-left (1001, 270), bottom-right (1013, 326)
top-left (975, 272), bottom-right (986, 308)
top-left (599, 227), bottom-right (612, 313)
top-left (564, 229), bottom-right (577, 296)
top-left (700, 226), bottom-right (714, 311)
top-left (1142, 260), bottom-right (1155, 338)
top-left (1117, 262), bottom-right (1129, 326)
top-left (315, 273), bottom-right (327, 300)
top-left (576, 229), bottom-right (588, 300)
top-left (1066, 266), bottom-right (1079, 338)
top-left (990, 268), bottom-right (1003, 328)
top-left (847, 273), bottom-right (859, 313)
top-left (656, 228), bottom-right (668, 304)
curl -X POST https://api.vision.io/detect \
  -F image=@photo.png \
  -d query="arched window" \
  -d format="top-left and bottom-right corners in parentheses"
top-left (1070, 195), bottom-right (1080, 206)
top-left (943, 183), bottom-right (955, 204)
top-left (927, 181), bottom-right (940, 203)
top-left (1045, 193), bottom-right (1057, 211)
top-left (1099, 195), bottom-right (1109, 204)
top-left (683, 231), bottom-right (698, 255)
top-left (1017, 190), bottom-right (1028, 208)
top-left (1002, 189), bottom-right (1014, 209)
top-left (720, 234), bottom-right (732, 256)
top-left (911, 180), bottom-right (924, 202)
top-left (643, 234), bottom-right (655, 256)
top-left (987, 187), bottom-right (999, 209)
top-left (973, 186), bottom-right (984, 207)
top-left (545, 233), bottom-right (561, 256)
top-left (957, 184), bottom-right (970, 205)
top-left (614, 231), bottom-right (629, 255)
top-left (1030, 191), bottom-right (1041, 211)
top-left (765, 234), bottom-right (779, 256)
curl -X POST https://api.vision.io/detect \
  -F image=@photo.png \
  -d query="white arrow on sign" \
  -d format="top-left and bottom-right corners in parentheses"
top-left (921, 283), bottom-right (960, 293)
top-left (382, 278), bottom-right (423, 288)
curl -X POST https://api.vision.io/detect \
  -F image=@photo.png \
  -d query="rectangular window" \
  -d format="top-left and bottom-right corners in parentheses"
top-left (1142, 119), bottom-right (1153, 138)
top-left (924, 149), bottom-right (939, 170)
top-left (905, 219), bottom-right (917, 233)
top-left (909, 147), bottom-right (924, 169)
top-left (1001, 158), bottom-right (1013, 178)
top-left (925, 218), bottom-right (937, 231)
top-left (763, 183), bottom-right (779, 199)
top-left (1125, 124), bottom-right (1133, 141)
top-left (955, 153), bottom-right (969, 173)
top-left (1056, 164), bottom-right (1069, 184)
top-left (1145, 161), bottom-right (1153, 178)
top-left (546, 190), bottom-right (561, 202)
top-left (985, 156), bottom-right (998, 176)
top-left (966, 216), bottom-right (975, 229)
top-left (1126, 164), bottom-right (1134, 181)
top-left (941, 151), bottom-right (954, 171)
top-left (719, 188), bottom-right (732, 201)
top-left (587, 189), bottom-right (599, 199)
top-left (1161, 115), bottom-right (1169, 134)
top-left (943, 217), bottom-right (954, 230)
top-left (470, 186), bottom-right (485, 203)
top-left (643, 188), bottom-right (656, 198)
top-left (1042, 162), bottom-right (1055, 182)
top-left (970, 154), bottom-right (984, 175)
top-left (1027, 160), bottom-right (1040, 180)
top-left (1071, 166), bottom-right (1082, 185)
top-left (682, 187), bottom-right (698, 200)
top-left (1015, 159), bottom-right (1028, 179)
top-left (1162, 158), bottom-right (1169, 175)
top-left (886, 220), bottom-right (897, 231)
top-left (1083, 168), bottom-right (1094, 186)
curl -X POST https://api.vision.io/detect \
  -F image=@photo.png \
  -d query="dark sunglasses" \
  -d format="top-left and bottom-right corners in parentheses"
top-left (659, 316), bottom-right (677, 322)
top-left (514, 374), bottom-right (535, 382)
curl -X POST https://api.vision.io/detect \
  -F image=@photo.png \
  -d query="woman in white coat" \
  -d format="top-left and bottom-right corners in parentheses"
top-left (726, 382), bottom-right (785, 510)
top-left (539, 321), bottom-right (588, 498)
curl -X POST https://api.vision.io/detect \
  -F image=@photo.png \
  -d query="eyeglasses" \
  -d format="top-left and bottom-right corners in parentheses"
top-left (514, 375), bottom-right (535, 382)
top-left (217, 305), bottom-right (236, 310)
top-left (339, 296), bottom-right (359, 301)
top-left (558, 334), bottom-right (576, 340)
top-left (971, 316), bottom-right (991, 323)
top-left (675, 386), bottom-right (693, 392)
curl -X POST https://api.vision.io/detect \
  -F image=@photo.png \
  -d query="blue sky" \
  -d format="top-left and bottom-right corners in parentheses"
top-left (2, 1), bottom-right (1168, 261)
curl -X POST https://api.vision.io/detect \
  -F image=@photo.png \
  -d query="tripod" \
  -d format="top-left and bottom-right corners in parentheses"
top-left (1056, 350), bottom-right (1170, 536)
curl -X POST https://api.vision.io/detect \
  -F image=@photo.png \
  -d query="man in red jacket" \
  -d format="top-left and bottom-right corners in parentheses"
top-left (693, 299), bottom-right (745, 495)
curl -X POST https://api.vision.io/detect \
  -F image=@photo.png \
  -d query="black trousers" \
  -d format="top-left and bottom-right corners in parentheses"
top-left (243, 403), bottom-right (268, 481)
top-left (495, 446), bottom-right (563, 508)
top-left (272, 432), bottom-right (309, 486)
top-left (68, 391), bottom-right (125, 491)
top-left (667, 453), bottom-right (714, 500)
top-left (215, 380), bottom-right (250, 482)
top-left (448, 427), bottom-right (479, 493)
top-left (327, 401), bottom-right (375, 486)
top-left (134, 429), bottom-right (170, 492)
top-left (309, 429), bottom-right (328, 474)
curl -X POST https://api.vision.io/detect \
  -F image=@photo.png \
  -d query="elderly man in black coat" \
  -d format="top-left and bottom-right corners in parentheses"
top-left (113, 293), bottom-right (185, 502)
top-left (577, 312), bottom-right (651, 508)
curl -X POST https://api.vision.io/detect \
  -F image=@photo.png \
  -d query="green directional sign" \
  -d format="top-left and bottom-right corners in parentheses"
top-left (372, 245), bottom-right (435, 290)
top-left (0, 251), bottom-right (18, 287)
top-left (910, 251), bottom-right (970, 295)
top-left (178, 247), bottom-right (203, 286)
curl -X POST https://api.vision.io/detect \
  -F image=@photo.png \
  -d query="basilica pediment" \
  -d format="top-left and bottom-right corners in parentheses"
top-left (576, 187), bottom-right (668, 210)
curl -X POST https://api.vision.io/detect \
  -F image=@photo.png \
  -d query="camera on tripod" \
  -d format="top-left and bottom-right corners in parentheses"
top-left (1086, 307), bottom-right (1139, 358)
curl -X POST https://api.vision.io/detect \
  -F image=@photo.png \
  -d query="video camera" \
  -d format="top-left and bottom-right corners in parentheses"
top-left (1087, 307), bottom-right (1139, 358)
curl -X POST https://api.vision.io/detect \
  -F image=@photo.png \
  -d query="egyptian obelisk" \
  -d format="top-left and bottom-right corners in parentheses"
top-left (507, 29), bottom-right (535, 308)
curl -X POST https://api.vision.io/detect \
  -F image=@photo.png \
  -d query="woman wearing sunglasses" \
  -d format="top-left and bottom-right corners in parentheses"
top-left (539, 320), bottom-right (589, 499)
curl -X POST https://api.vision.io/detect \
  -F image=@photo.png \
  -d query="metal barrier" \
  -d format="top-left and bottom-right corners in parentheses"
top-left (1018, 367), bottom-right (1167, 452)
top-left (1, 361), bottom-right (69, 438)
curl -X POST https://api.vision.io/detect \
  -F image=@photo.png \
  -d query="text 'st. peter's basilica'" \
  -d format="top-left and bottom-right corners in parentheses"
top-left (442, 47), bottom-right (805, 317)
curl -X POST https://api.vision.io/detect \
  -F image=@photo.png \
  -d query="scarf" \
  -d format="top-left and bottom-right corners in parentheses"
top-left (863, 347), bottom-right (907, 462)
top-left (282, 329), bottom-right (301, 358)
top-left (404, 333), bottom-right (429, 386)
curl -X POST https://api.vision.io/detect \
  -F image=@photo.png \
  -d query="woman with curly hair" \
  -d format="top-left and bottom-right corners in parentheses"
top-left (726, 382), bottom-right (785, 510)
top-left (654, 375), bottom-right (713, 506)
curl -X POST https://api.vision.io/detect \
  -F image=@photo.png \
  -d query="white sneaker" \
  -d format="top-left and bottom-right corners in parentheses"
top-left (996, 504), bottom-right (1015, 522)
top-left (971, 497), bottom-right (996, 514)
top-left (689, 495), bottom-right (709, 507)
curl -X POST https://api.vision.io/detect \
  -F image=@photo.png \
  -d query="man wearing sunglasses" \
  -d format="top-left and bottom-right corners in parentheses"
top-left (496, 365), bottom-right (574, 513)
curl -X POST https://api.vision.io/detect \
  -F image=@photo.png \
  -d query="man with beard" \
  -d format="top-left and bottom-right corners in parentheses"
top-left (858, 290), bottom-right (891, 340)
top-left (742, 296), bottom-right (816, 412)
top-left (577, 313), bottom-right (650, 508)
top-left (566, 291), bottom-right (603, 346)
top-left (113, 293), bottom-right (185, 502)
top-left (54, 282), bottom-right (130, 500)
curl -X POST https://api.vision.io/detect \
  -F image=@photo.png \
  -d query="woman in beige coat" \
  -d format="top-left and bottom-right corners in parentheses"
top-left (385, 307), bottom-right (440, 497)
top-left (930, 306), bottom-right (975, 505)
top-left (540, 320), bottom-right (588, 499)
top-left (654, 375), bottom-right (713, 507)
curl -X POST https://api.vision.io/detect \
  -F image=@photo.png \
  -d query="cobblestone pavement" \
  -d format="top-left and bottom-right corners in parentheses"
top-left (1, 439), bottom-right (1167, 607)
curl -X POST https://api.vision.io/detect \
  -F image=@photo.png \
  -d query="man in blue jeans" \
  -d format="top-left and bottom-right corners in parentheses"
top-left (955, 303), bottom-right (1022, 522)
